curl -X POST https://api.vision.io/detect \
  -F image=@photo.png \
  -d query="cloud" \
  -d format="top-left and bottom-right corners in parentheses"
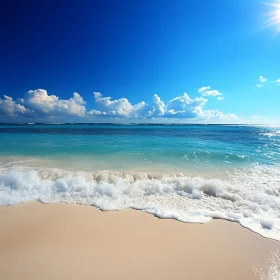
top-left (217, 97), bottom-right (224, 101)
top-left (259, 76), bottom-right (267, 83)
top-left (90, 92), bottom-right (208, 119)
top-left (91, 92), bottom-right (147, 118)
top-left (0, 89), bottom-right (86, 122)
top-left (90, 92), bottom-right (236, 121)
top-left (0, 89), bottom-right (238, 123)
top-left (198, 86), bottom-right (222, 97)
top-left (256, 76), bottom-right (280, 88)
top-left (164, 93), bottom-right (207, 118)
top-left (202, 110), bottom-right (238, 120)
top-left (198, 86), bottom-right (210, 94)
top-left (25, 89), bottom-right (86, 117)
top-left (0, 95), bottom-right (29, 117)
top-left (256, 76), bottom-right (270, 88)
top-left (88, 109), bottom-right (107, 116)
top-left (152, 94), bottom-right (165, 116)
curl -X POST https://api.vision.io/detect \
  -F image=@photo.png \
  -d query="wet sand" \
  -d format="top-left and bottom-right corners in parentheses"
top-left (0, 202), bottom-right (279, 280)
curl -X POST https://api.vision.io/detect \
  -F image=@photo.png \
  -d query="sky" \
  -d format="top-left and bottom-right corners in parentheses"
top-left (0, 0), bottom-right (280, 123)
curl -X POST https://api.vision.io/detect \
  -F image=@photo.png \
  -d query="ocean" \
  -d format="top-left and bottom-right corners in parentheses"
top-left (0, 124), bottom-right (279, 240)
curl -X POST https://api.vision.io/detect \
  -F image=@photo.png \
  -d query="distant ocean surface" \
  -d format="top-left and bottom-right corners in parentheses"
top-left (0, 124), bottom-right (279, 240)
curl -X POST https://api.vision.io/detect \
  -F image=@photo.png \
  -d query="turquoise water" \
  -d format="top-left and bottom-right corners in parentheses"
top-left (0, 124), bottom-right (279, 171)
top-left (0, 124), bottom-right (280, 240)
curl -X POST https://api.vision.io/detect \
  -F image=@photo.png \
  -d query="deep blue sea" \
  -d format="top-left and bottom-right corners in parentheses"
top-left (0, 124), bottom-right (279, 240)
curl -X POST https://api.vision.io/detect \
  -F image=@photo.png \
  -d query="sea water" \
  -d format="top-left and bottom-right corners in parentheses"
top-left (0, 124), bottom-right (279, 240)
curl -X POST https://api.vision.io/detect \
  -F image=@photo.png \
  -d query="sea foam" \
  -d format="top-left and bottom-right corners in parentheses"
top-left (0, 164), bottom-right (280, 241)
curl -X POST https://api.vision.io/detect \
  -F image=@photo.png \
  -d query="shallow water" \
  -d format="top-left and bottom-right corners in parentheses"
top-left (0, 124), bottom-right (279, 240)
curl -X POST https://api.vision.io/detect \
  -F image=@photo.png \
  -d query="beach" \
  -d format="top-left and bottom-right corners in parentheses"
top-left (1, 0), bottom-right (280, 277)
top-left (1, 124), bottom-right (280, 279)
top-left (0, 202), bottom-right (279, 280)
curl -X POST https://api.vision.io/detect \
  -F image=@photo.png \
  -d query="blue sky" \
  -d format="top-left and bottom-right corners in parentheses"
top-left (0, 0), bottom-right (280, 123)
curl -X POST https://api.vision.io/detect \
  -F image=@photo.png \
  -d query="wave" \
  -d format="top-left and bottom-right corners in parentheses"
top-left (261, 130), bottom-right (280, 138)
top-left (0, 165), bottom-right (280, 241)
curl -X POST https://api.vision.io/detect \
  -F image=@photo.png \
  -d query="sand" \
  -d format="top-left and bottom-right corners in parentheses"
top-left (0, 202), bottom-right (279, 280)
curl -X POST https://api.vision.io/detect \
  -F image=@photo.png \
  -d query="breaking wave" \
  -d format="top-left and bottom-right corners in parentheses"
top-left (0, 164), bottom-right (280, 241)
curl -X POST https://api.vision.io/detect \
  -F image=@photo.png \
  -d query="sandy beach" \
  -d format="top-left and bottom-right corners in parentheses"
top-left (0, 202), bottom-right (279, 280)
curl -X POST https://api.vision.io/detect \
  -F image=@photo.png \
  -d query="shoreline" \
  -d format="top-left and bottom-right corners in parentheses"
top-left (5, 200), bottom-right (280, 243)
top-left (1, 202), bottom-right (279, 280)
top-left (1, 163), bottom-right (280, 240)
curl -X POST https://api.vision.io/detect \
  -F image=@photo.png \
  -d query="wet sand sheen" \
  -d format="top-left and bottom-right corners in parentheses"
top-left (0, 202), bottom-right (279, 280)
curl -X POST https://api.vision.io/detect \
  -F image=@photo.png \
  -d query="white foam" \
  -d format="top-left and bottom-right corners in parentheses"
top-left (0, 164), bottom-right (280, 241)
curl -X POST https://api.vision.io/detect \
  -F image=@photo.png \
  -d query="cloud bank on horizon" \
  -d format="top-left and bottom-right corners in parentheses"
top-left (0, 78), bottom-right (274, 124)
top-left (0, 88), bottom-right (241, 123)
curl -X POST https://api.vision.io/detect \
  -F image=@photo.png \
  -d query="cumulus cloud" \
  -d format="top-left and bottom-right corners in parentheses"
top-left (91, 92), bottom-right (147, 118)
top-left (90, 92), bottom-right (208, 119)
top-left (256, 84), bottom-right (263, 88)
top-left (90, 92), bottom-right (237, 121)
top-left (0, 95), bottom-right (29, 117)
top-left (25, 89), bottom-right (86, 117)
top-left (164, 93), bottom-right (207, 118)
top-left (217, 97), bottom-right (224, 101)
top-left (152, 94), bottom-right (165, 116)
top-left (0, 89), bottom-right (86, 122)
top-left (0, 89), bottom-right (238, 122)
top-left (275, 79), bottom-right (280, 85)
top-left (198, 86), bottom-right (222, 97)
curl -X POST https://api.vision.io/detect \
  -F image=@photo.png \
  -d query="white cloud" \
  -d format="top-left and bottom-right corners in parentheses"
top-left (3, 95), bottom-right (12, 101)
top-left (25, 89), bottom-right (86, 117)
top-left (92, 92), bottom-right (147, 118)
top-left (0, 95), bottom-right (29, 117)
top-left (152, 94), bottom-right (165, 116)
top-left (202, 90), bottom-right (222, 97)
top-left (90, 92), bottom-right (236, 121)
top-left (198, 86), bottom-right (222, 97)
top-left (259, 76), bottom-right (267, 83)
top-left (202, 109), bottom-right (238, 120)
top-left (217, 97), bottom-right (224, 101)
top-left (256, 76), bottom-right (280, 88)
top-left (198, 86), bottom-right (210, 94)
top-left (165, 93), bottom-right (207, 118)
top-left (88, 109), bottom-right (107, 116)
top-left (0, 89), bottom-right (238, 123)
top-left (91, 92), bottom-right (209, 119)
